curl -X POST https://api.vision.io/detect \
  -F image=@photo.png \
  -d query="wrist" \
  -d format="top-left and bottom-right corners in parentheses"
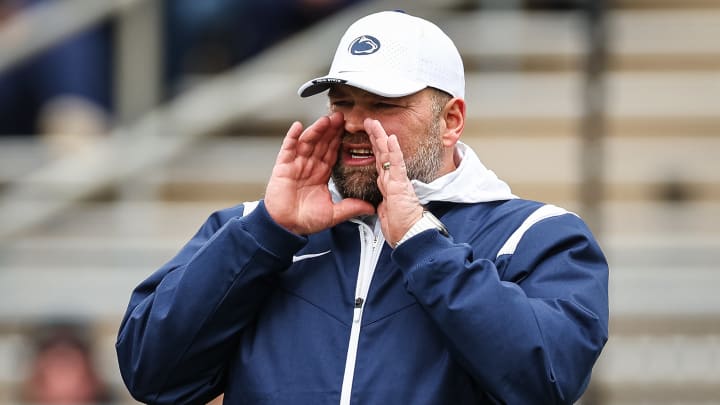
top-left (395, 211), bottom-right (449, 247)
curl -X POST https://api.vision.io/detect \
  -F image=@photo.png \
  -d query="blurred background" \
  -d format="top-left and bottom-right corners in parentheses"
top-left (0, 0), bottom-right (718, 403)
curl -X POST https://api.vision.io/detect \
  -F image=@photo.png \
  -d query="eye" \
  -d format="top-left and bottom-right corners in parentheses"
top-left (374, 102), bottom-right (398, 109)
top-left (330, 100), bottom-right (352, 109)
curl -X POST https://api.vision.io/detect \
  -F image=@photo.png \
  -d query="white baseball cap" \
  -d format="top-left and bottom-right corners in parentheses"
top-left (298, 10), bottom-right (465, 99)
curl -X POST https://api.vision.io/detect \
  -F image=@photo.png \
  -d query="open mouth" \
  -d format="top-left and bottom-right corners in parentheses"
top-left (349, 148), bottom-right (373, 159)
top-left (342, 145), bottom-right (376, 166)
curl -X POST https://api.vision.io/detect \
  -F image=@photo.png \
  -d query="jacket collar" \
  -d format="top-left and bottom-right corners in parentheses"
top-left (413, 141), bottom-right (515, 204)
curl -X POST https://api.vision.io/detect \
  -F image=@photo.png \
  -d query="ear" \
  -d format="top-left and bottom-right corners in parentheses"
top-left (441, 98), bottom-right (465, 147)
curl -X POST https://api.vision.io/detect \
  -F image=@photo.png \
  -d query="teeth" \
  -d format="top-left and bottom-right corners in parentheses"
top-left (349, 148), bottom-right (372, 154)
top-left (349, 148), bottom-right (373, 159)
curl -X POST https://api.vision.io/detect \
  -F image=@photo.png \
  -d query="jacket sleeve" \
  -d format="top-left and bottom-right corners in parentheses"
top-left (115, 201), bottom-right (306, 404)
top-left (392, 212), bottom-right (609, 404)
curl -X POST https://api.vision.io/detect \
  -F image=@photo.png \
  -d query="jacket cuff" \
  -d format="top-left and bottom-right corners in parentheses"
top-left (392, 229), bottom-right (452, 277)
top-left (238, 200), bottom-right (307, 261)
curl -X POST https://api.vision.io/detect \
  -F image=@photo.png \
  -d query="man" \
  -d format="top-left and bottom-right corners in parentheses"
top-left (117, 10), bottom-right (608, 404)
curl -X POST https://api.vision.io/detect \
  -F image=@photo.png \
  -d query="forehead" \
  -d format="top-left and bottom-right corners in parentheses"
top-left (328, 84), bottom-right (428, 102)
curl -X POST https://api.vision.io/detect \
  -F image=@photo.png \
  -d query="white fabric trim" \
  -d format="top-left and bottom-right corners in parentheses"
top-left (496, 204), bottom-right (573, 258)
top-left (242, 200), bottom-right (260, 216)
top-left (340, 222), bottom-right (384, 405)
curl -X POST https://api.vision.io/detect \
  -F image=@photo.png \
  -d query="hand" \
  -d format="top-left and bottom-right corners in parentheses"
top-left (265, 112), bottom-right (375, 235)
top-left (366, 119), bottom-right (424, 246)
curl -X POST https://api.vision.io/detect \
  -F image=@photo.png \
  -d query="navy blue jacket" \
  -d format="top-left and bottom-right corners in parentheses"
top-left (117, 196), bottom-right (608, 404)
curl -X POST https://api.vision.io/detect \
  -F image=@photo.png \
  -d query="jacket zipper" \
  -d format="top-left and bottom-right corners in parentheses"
top-left (339, 222), bottom-right (383, 405)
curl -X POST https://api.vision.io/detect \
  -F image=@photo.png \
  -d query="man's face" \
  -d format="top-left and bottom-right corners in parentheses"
top-left (328, 85), bottom-right (445, 207)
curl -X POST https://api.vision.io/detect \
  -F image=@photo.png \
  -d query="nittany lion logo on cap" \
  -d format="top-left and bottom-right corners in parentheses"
top-left (349, 35), bottom-right (380, 55)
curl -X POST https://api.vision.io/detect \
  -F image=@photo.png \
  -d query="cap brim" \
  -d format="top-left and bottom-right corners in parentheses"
top-left (298, 71), bottom-right (427, 98)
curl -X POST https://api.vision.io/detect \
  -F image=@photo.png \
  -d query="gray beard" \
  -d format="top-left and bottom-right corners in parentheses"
top-left (331, 122), bottom-right (443, 208)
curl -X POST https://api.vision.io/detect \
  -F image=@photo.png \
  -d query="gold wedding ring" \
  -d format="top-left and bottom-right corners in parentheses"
top-left (382, 162), bottom-right (391, 171)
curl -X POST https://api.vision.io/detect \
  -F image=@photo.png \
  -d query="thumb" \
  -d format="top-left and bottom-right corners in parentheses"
top-left (331, 199), bottom-right (376, 226)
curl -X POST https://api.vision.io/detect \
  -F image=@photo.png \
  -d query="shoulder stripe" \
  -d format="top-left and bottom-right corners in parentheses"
top-left (496, 204), bottom-right (574, 258)
top-left (242, 200), bottom-right (260, 216)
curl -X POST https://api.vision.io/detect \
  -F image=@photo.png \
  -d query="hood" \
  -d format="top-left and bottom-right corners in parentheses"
top-left (330, 142), bottom-right (515, 205)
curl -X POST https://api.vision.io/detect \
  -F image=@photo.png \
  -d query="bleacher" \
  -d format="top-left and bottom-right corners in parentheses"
top-left (1, 0), bottom-right (719, 403)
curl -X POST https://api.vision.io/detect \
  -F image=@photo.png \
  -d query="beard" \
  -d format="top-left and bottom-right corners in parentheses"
top-left (331, 119), bottom-right (444, 207)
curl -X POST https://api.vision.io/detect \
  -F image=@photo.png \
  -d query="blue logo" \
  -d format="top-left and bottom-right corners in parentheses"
top-left (349, 35), bottom-right (380, 55)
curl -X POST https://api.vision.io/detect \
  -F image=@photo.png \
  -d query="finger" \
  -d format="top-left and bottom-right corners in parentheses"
top-left (314, 112), bottom-right (344, 148)
top-left (321, 132), bottom-right (342, 171)
top-left (376, 201), bottom-right (391, 242)
top-left (387, 134), bottom-right (409, 180)
top-left (296, 114), bottom-right (341, 162)
top-left (297, 115), bottom-right (334, 150)
top-left (377, 201), bottom-right (387, 221)
top-left (365, 119), bottom-right (390, 173)
top-left (366, 121), bottom-right (391, 195)
top-left (299, 116), bottom-right (331, 143)
top-left (307, 115), bottom-right (342, 172)
top-left (300, 112), bottom-right (343, 142)
top-left (322, 113), bottom-right (344, 160)
top-left (276, 121), bottom-right (304, 164)
top-left (376, 173), bottom-right (387, 197)
top-left (332, 198), bottom-right (376, 226)
top-left (365, 119), bottom-right (388, 152)
top-left (283, 121), bottom-right (303, 146)
top-left (327, 111), bottom-right (345, 130)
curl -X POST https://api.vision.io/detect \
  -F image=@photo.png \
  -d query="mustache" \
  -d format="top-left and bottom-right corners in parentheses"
top-left (340, 132), bottom-right (370, 144)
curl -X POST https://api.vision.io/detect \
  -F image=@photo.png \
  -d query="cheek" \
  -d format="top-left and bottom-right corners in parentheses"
top-left (379, 111), bottom-right (434, 157)
top-left (389, 123), bottom-right (428, 157)
top-left (392, 134), bottom-right (417, 159)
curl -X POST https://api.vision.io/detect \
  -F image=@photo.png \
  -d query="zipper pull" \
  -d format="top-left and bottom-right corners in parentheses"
top-left (353, 297), bottom-right (364, 323)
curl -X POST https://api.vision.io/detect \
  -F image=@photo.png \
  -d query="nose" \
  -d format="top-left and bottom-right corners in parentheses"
top-left (343, 106), bottom-right (367, 134)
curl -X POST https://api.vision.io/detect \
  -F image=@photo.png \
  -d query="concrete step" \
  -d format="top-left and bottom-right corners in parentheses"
top-left (463, 71), bottom-right (720, 139)
top-left (591, 333), bottom-right (720, 404)
top-left (439, 9), bottom-right (720, 71)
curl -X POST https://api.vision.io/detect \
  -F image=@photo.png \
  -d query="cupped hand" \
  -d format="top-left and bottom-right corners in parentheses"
top-left (265, 112), bottom-right (375, 235)
top-left (365, 118), bottom-right (424, 246)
